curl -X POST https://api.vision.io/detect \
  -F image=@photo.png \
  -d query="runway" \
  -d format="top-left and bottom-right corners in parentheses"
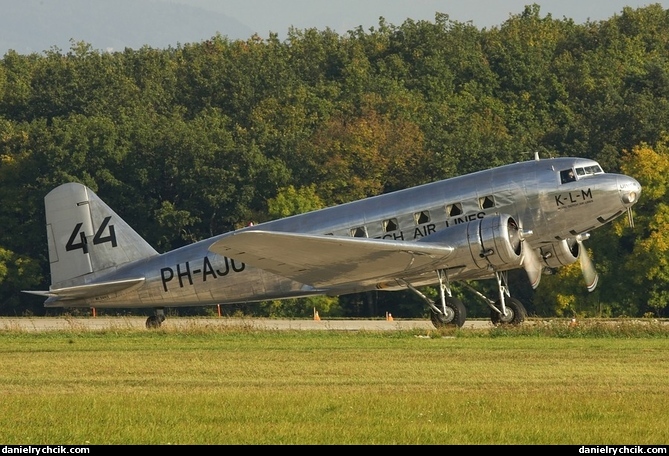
top-left (0, 316), bottom-right (492, 332)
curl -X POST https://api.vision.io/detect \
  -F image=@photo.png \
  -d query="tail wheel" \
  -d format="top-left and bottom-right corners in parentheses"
top-left (490, 297), bottom-right (526, 325)
top-left (146, 314), bottom-right (166, 329)
top-left (430, 297), bottom-right (466, 328)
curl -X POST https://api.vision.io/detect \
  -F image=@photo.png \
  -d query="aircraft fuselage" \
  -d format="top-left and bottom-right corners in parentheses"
top-left (43, 157), bottom-right (641, 309)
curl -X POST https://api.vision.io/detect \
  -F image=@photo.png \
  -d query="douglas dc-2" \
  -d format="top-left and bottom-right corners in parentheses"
top-left (25, 154), bottom-right (641, 328)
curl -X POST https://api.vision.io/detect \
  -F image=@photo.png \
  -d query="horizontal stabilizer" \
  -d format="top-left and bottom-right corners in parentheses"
top-left (209, 230), bottom-right (454, 288)
top-left (23, 277), bottom-right (145, 301)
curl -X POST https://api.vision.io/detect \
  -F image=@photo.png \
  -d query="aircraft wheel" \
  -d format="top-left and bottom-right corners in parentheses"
top-left (145, 315), bottom-right (164, 329)
top-left (490, 297), bottom-right (526, 325)
top-left (430, 297), bottom-right (466, 328)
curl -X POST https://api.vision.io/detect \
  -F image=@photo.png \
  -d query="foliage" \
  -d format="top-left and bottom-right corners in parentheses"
top-left (1, 4), bottom-right (668, 317)
top-left (266, 184), bottom-right (324, 219)
top-left (619, 141), bottom-right (669, 315)
top-left (257, 295), bottom-right (344, 318)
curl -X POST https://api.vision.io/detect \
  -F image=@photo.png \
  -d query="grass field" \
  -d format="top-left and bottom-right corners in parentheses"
top-left (1, 320), bottom-right (668, 444)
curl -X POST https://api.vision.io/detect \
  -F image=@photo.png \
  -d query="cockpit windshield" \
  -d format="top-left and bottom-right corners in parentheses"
top-left (575, 165), bottom-right (604, 176)
top-left (560, 163), bottom-right (604, 184)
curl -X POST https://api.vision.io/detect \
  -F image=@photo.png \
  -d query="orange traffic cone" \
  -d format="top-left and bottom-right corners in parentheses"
top-left (314, 308), bottom-right (320, 321)
top-left (386, 312), bottom-right (393, 321)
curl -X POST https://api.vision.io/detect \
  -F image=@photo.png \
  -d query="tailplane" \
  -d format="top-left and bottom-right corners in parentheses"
top-left (43, 183), bottom-right (158, 287)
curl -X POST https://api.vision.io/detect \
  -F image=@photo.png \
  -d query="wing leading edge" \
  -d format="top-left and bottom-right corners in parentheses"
top-left (208, 231), bottom-right (454, 288)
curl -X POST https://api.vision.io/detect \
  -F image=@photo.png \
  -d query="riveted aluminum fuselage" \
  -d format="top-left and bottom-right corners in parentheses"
top-left (50, 157), bottom-right (640, 308)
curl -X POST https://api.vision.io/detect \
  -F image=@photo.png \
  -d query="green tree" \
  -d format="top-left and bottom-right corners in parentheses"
top-left (0, 246), bottom-right (42, 314)
top-left (298, 101), bottom-right (428, 204)
top-left (267, 184), bottom-right (324, 219)
top-left (618, 142), bottom-right (669, 316)
top-left (257, 295), bottom-right (343, 318)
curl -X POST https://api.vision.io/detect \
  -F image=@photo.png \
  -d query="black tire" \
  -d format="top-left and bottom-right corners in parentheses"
top-left (430, 297), bottom-right (466, 328)
top-left (490, 297), bottom-right (526, 325)
top-left (146, 315), bottom-right (163, 329)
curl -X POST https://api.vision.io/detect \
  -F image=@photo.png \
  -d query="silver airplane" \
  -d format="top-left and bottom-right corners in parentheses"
top-left (24, 154), bottom-right (641, 328)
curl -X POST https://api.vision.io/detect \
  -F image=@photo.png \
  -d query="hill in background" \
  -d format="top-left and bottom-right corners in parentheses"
top-left (0, 0), bottom-right (253, 55)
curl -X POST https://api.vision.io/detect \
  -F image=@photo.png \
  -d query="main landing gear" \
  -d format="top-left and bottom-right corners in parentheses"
top-left (407, 269), bottom-right (527, 329)
top-left (407, 270), bottom-right (466, 328)
top-left (146, 308), bottom-right (166, 329)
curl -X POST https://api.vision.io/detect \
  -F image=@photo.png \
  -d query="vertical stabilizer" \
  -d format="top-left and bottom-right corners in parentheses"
top-left (45, 183), bottom-right (158, 287)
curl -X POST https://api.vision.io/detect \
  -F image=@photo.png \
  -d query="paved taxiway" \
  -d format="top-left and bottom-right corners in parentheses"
top-left (0, 317), bottom-right (492, 331)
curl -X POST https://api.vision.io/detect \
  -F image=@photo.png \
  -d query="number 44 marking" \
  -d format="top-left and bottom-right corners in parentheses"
top-left (66, 216), bottom-right (117, 254)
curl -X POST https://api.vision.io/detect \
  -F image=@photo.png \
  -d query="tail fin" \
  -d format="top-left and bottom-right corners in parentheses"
top-left (45, 183), bottom-right (158, 287)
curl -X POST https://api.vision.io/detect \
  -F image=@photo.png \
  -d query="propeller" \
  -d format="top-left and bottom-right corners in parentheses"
top-left (577, 205), bottom-right (634, 291)
top-left (519, 228), bottom-right (543, 289)
top-left (519, 231), bottom-right (599, 292)
top-left (523, 247), bottom-right (543, 289)
top-left (576, 235), bottom-right (599, 292)
top-left (627, 207), bottom-right (635, 228)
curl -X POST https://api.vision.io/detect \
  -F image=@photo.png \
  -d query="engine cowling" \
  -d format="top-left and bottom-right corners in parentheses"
top-left (540, 239), bottom-right (579, 268)
top-left (468, 214), bottom-right (522, 269)
top-left (420, 214), bottom-right (524, 271)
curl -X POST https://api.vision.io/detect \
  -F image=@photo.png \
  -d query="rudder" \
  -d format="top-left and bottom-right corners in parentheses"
top-left (45, 183), bottom-right (158, 287)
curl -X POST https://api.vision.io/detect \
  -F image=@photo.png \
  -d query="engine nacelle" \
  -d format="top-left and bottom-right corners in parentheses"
top-left (468, 214), bottom-right (522, 269)
top-left (420, 214), bottom-right (524, 271)
top-left (540, 239), bottom-right (579, 268)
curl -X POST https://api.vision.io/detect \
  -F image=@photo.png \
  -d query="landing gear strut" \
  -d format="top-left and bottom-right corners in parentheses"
top-left (408, 268), bottom-right (528, 328)
top-left (462, 271), bottom-right (526, 326)
top-left (407, 270), bottom-right (466, 328)
top-left (490, 297), bottom-right (526, 325)
top-left (146, 308), bottom-right (166, 329)
top-left (430, 297), bottom-right (466, 328)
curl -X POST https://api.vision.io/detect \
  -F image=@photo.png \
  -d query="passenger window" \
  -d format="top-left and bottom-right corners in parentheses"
top-left (414, 211), bottom-right (430, 224)
top-left (383, 218), bottom-right (398, 232)
top-left (447, 203), bottom-right (463, 216)
top-left (350, 226), bottom-right (367, 237)
top-left (479, 195), bottom-right (495, 209)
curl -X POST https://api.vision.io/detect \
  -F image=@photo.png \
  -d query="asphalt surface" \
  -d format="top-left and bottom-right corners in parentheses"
top-left (0, 316), bottom-right (492, 332)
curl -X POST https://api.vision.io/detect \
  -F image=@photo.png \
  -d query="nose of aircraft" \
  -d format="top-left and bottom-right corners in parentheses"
top-left (618, 175), bottom-right (642, 206)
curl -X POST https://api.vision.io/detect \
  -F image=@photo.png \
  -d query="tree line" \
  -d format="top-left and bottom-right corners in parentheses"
top-left (1, 4), bottom-right (668, 318)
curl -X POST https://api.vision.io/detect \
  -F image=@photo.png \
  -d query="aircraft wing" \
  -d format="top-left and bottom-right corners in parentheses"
top-left (209, 231), bottom-right (453, 288)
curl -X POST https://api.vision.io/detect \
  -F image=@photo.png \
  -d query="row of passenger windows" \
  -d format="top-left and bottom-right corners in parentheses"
top-left (344, 194), bottom-right (497, 237)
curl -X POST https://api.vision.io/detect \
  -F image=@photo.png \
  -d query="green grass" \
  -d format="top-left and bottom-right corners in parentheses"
top-left (1, 322), bottom-right (668, 444)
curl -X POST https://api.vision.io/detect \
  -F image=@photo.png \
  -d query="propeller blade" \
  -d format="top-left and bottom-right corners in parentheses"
top-left (522, 245), bottom-right (543, 289)
top-left (578, 238), bottom-right (599, 292)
